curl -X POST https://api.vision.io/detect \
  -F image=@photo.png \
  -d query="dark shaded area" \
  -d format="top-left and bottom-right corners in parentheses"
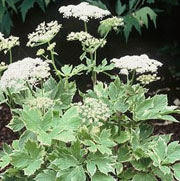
top-left (0, 0), bottom-right (180, 146)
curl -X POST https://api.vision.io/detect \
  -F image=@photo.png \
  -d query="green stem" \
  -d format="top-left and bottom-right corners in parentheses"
top-left (48, 42), bottom-right (61, 80)
top-left (26, 82), bottom-right (36, 98)
top-left (6, 87), bottom-right (15, 108)
top-left (90, 53), bottom-right (97, 87)
top-left (130, 70), bottom-right (136, 85)
top-left (9, 49), bottom-right (13, 64)
top-left (41, 79), bottom-right (44, 96)
top-left (84, 22), bottom-right (88, 32)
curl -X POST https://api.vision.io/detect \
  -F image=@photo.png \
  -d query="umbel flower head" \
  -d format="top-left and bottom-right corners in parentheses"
top-left (111, 54), bottom-right (163, 74)
top-left (0, 32), bottom-right (20, 54)
top-left (67, 31), bottom-right (106, 53)
top-left (0, 57), bottom-right (50, 91)
top-left (137, 74), bottom-right (160, 85)
top-left (99, 16), bottom-right (124, 35)
top-left (74, 97), bottom-right (111, 126)
top-left (59, 2), bottom-right (111, 22)
top-left (27, 21), bottom-right (62, 47)
top-left (25, 97), bottom-right (54, 110)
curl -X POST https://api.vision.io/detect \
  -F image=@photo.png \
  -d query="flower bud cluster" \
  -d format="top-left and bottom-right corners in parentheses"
top-left (36, 49), bottom-right (45, 56)
top-left (100, 17), bottom-right (124, 31)
top-left (27, 21), bottom-right (62, 47)
top-left (111, 54), bottom-right (163, 74)
top-left (67, 31), bottom-right (106, 53)
top-left (0, 32), bottom-right (20, 54)
top-left (0, 57), bottom-right (50, 91)
top-left (137, 74), bottom-right (160, 85)
top-left (74, 97), bottom-right (111, 125)
top-left (25, 97), bottom-right (53, 110)
top-left (59, 2), bottom-right (111, 22)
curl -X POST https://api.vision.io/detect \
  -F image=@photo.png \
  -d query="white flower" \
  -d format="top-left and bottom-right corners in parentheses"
top-left (36, 49), bottom-right (45, 56)
top-left (111, 54), bottom-right (163, 74)
top-left (120, 69), bottom-right (128, 76)
top-left (59, 2), bottom-right (111, 22)
top-left (25, 97), bottom-right (54, 109)
top-left (0, 32), bottom-right (20, 54)
top-left (0, 57), bottom-right (50, 91)
top-left (27, 21), bottom-right (62, 47)
top-left (67, 31), bottom-right (92, 41)
top-left (74, 97), bottom-right (111, 125)
top-left (67, 31), bottom-right (106, 53)
top-left (137, 74), bottom-right (160, 85)
top-left (99, 16), bottom-right (124, 31)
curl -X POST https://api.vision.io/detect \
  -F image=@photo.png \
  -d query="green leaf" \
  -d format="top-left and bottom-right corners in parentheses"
top-left (135, 7), bottom-right (157, 28)
top-left (115, 0), bottom-right (126, 16)
top-left (52, 155), bottom-right (78, 170)
top-left (61, 65), bottom-right (73, 76)
top-left (122, 168), bottom-right (136, 179)
top-left (133, 173), bottom-right (157, 181)
top-left (114, 100), bottom-right (129, 113)
top-left (172, 163), bottom-right (180, 181)
top-left (57, 166), bottom-right (86, 181)
top-left (87, 153), bottom-right (115, 175)
top-left (131, 158), bottom-right (151, 171)
top-left (92, 172), bottom-right (116, 181)
top-left (1, 11), bottom-right (13, 35)
top-left (20, 0), bottom-right (36, 21)
top-left (114, 162), bottom-right (123, 175)
top-left (84, 129), bottom-right (116, 155)
top-left (118, 145), bottom-right (132, 162)
top-left (6, 0), bottom-right (17, 12)
top-left (0, 154), bottom-right (10, 169)
top-left (152, 137), bottom-right (167, 161)
top-left (115, 131), bottom-right (130, 144)
top-left (140, 124), bottom-right (154, 140)
top-left (159, 166), bottom-right (170, 175)
top-left (87, 161), bottom-right (96, 176)
top-left (123, 15), bottom-right (141, 42)
top-left (11, 140), bottom-right (45, 176)
top-left (163, 141), bottom-right (180, 164)
top-left (153, 168), bottom-right (173, 181)
top-left (34, 170), bottom-right (56, 181)
top-left (85, 0), bottom-right (108, 10)
top-left (129, 0), bottom-right (138, 9)
top-left (7, 116), bottom-right (24, 132)
top-left (70, 166), bottom-right (86, 181)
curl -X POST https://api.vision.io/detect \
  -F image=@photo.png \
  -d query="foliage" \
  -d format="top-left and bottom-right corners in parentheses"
top-left (0, 0), bottom-right (55, 35)
top-left (87, 0), bottom-right (179, 41)
top-left (0, 2), bottom-right (180, 181)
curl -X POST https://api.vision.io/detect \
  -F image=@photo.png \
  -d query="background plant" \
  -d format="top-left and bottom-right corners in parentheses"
top-left (0, 0), bottom-right (55, 35)
top-left (0, 2), bottom-right (180, 181)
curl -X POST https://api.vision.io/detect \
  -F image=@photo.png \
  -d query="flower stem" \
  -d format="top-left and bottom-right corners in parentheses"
top-left (90, 53), bottom-right (97, 87)
top-left (84, 22), bottom-right (88, 32)
top-left (130, 70), bottom-right (136, 85)
top-left (26, 82), bottom-right (36, 98)
top-left (48, 42), bottom-right (61, 80)
top-left (6, 87), bottom-right (15, 108)
top-left (9, 49), bottom-right (13, 64)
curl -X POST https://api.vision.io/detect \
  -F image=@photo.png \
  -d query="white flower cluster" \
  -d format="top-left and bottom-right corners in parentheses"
top-left (75, 97), bottom-right (111, 125)
top-left (25, 97), bottom-right (53, 110)
top-left (100, 16), bottom-right (124, 31)
top-left (0, 62), bottom-right (7, 72)
top-left (0, 32), bottom-right (20, 54)
top-left (27, 21), bottom-right (62, 47)
top-left (137, 74), bottom-right (160, 85)
top-left (59, 2), bottom-right (111, 22)
top-left (67, 31), bottom-right (92, 41)
top-left (67, 31), bottom-right (106, 53)
top-left (0, 57), bottom-right (50, 91)
top-left (111, 54), bottom-right (163, 74)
